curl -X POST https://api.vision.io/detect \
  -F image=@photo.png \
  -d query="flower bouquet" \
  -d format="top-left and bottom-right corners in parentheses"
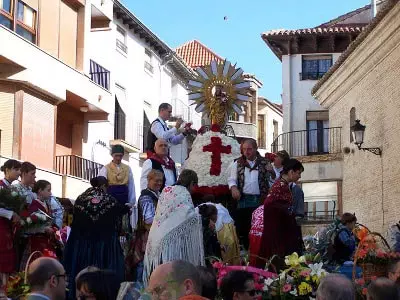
top-left (0, 188), bottom-right (27, 214)
top-left (6, 272), bottom-right (30, 300)
top-left (353, 232), bottom-right (394, 281)
top-left (19, 209), bottom-right (53, 234)
top-left (262, 253), bottom-right (328, 300)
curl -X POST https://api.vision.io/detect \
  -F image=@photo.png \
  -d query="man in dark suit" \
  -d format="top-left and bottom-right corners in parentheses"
top-left (26, 257), bottom-right (67, 300)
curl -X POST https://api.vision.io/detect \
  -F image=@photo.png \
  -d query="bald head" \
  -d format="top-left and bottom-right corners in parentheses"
top-left (154, 139), bottom-right (169, 157)
top-left (28, 257), bottom-right (64, 290)
top-left (316, 274), bottom-right (354, 300)
top-left (148, 261), bottom-right (202, 298)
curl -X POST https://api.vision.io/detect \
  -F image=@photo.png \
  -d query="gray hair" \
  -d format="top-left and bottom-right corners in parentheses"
top-left (176, 169), bottom-right (198, 188)
top-left (171, 260), bottom-right (202, 295)
top-left (316, 274), bottom-right (354, 300)
top-left (367, 277), bottom-right (399, 300)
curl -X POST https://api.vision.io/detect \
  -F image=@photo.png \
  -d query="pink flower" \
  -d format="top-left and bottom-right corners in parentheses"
top-left (362, 288), bottom-right (368, 295)
top-left (212, 261), bottom-right (224, 269)
top-left (355, 278), bottom-right (365, 286)
top-left (358, 249), bottom-right (368, 259)
top-left (300, 270), bottom-right (311, 277)
top-left (371, 276), bottom-right (378, 281)
top-left (376, 249), bottom-right (387, 258)
top-left (282, 284), bottom-right (292, 293)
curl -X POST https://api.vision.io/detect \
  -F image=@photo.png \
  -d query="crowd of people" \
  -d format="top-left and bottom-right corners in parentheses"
top-left (1, 103), bottom-right (399, 299)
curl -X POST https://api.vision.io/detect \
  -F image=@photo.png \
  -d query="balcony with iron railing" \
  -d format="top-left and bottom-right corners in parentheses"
top-left (303, 200), bottom-right (339, 224)
top-left (271, 127), bottom-right (342, 157)
top-left (55, 155), bottom-right (103, 181)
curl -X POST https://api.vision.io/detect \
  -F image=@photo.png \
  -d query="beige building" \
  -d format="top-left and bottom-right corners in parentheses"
top-left (0, 0), bottom-right (113, 198)
top-left (313, 0), bottom-right (400, 233)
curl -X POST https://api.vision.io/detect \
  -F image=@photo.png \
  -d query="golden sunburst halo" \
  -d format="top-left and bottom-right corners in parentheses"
top-left (188, 60), bottom-right (252, 126)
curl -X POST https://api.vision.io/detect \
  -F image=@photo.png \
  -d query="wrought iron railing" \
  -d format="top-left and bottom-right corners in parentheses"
top-left (271, 127), bottom-right (341, 157)
top-left (299, 72), bottom-right (328, 81)
top-left (303, 200), bottom-right (338, 223)
top-left (55, 155), bottom-right (103, 181)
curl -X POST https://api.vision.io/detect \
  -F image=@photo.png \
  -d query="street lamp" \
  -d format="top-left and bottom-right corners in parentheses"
top-left (350, 119), bottom-right (382, 156)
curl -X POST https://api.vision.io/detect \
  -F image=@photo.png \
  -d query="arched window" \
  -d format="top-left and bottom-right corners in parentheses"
top-left (350, 107), bottom-right (356, 142)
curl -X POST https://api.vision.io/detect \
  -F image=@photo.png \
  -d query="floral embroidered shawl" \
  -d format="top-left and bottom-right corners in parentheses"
top-left (143, 185), bottom-right (204, 286)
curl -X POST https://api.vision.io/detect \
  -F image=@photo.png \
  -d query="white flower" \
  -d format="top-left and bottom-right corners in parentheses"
top-left (263, 278), bottom-right (275, 291)
top-left (183, 131), bottom-right (240, 187)
top-left (290, 288), bottom-right (298, 296)
top-left (26, 217), bottom-right (32, 224)
top-left (308, 262), bottom-right (324, 277)
top-left (299, 255), bottom-right (306, 263)
top-left (34, 212), bottom-right (47, 221)
top-left (279, 270), bottom-right (286, 281)
top-left (11, 191), bottom-right (18, 197)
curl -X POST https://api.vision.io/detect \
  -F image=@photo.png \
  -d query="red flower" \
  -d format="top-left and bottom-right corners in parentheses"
top-left (265, 153), bottom-right (276, 162)
top-left (362, 288), bottom-right (368, 295)
top-left (30, 214), bottom-right (38, 222)
top-left (197, 126), bottom-right (207, 135)
top-left (210, 124), bottom-right (221, 132)
top-left (203, 137), bottom-right (231, 176)
top-left (42, 249), bottom-right (57, 258)
top-left (20, 210), bottom-right (29, 218)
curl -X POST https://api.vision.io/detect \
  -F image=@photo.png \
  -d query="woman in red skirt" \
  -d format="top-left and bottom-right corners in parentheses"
top-left (0, 159), bottom-right (22, 294)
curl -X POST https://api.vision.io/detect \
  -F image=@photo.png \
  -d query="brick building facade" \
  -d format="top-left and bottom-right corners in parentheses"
top-left (313, 0), bottom-right (400, 233)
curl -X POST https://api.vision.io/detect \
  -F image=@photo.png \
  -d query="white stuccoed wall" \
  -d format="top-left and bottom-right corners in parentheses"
top-left (281, 53), bottom-right (341, 133)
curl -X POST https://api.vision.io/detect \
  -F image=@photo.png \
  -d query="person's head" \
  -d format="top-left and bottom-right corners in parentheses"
top-left (197, 266), bottom-right (217, 300)
top-left (367, 277), bottom-right (399, 300)
top-left (340, 213), bottom-right (357, 231)
top-left (1, 159), bottom-right (21, 182)
top-left (111, 144), bottom-right (124, 164)
top-left (148, 169), bottom-right (164, 192)
top-left (33, 180), bottom-right (51, 201)
top-left (198, 204), bottom-right (218, 223)
top-left (388, 260), bottom-right (400, 282)
top-left (242, 139), bottom-right (258, 161)
top-left (316, 274), bottom-right (354, 300)
top-left (154, 139), bottom-right (169, 157)
top-left (220, 270), bottom-right (258, 300)
top-left (147, 260), bottom-right (202, 300)
top-left (274, 150), bottom-right (290, 168)
top-left (75, 266), bottom-right (100, 297)
top-left (281, 158), bottom-right (304, 182)
top-left (27, 257), bottom-right (67, 300)
top-left (76, 270), bottom-right (120, 300)
top-left (158, 103), bottom-right (173, 121)
top-left (176, 169), bottom-right (198, 194)
top-left (20, 161), bottom-right (36, 186)
top-left (90, 176), bottom-right (108, 192)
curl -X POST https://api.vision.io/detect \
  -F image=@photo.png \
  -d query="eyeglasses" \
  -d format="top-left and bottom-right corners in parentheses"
top-left (54, 273), bottom-right (68, 282)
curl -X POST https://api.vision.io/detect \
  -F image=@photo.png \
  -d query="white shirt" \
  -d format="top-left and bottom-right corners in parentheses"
top-left (228, 160), bottom-right (260, 195)
top-left (140, 158), bottom-right (177, 191)
top-left (269, 165), bottom-right (283, 187)
top-left (151, 117), bottom-right (185, 145)
top-left (98, 164), bottom-right (136, 205)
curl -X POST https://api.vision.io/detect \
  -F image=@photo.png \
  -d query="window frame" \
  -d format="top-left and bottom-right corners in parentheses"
top-left (300, 55), bottom-right (333, 81)
top-left (0, 0), bottom-right (14, 29)
top-left (116, 24), bottom-right (127, 53)
top-left (144, 48), bottom-right (154, 74)
top-left (0, 0), bottom-right (37, 44)
top-left (306, 110), bottom-right (329, 155)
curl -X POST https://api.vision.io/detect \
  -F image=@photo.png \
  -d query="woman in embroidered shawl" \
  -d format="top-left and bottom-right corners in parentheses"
top-left (143, 169), bottom-right (204, 286)
top-left (0, 159), bottom-right (21, 296)
top-left (125, 169), bottom-right (163, 285)
top-left (63, 176), bottom-right (131, 299)
top-left (256, 159), bottom-right (304, 270)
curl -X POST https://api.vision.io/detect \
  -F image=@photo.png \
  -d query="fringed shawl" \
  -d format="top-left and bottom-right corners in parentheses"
top-left (143, 185), bottom-right (205, 286)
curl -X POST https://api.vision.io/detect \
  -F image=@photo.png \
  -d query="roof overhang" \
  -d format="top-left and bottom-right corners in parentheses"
top-left (113, 0), bottom-right (196, 83)
top-left (261, 26), bottom-right (366, 61)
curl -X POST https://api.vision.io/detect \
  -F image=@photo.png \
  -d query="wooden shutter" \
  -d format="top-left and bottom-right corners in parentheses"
top-left (0, 84), bottom-right (15, 157)
top-left (21, 92), bottom-right (55, 169)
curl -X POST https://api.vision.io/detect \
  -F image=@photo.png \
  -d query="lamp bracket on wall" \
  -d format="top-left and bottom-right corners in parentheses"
top-left (357, 145), bottom-right (382, 156)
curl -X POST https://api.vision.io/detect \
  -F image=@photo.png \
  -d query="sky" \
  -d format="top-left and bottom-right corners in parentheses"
top-left (122, 0), bottom-right (369, 103)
